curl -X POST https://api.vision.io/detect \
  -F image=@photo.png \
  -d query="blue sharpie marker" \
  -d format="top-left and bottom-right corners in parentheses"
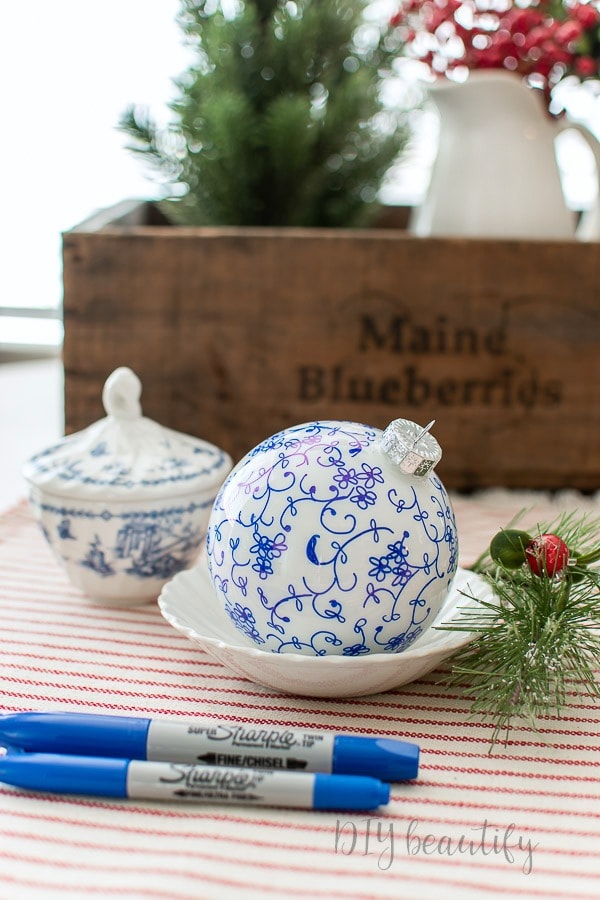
top-left (0, 750), bottom-right (390, 810)
top-left (0, 712), bottom-right (419, 781)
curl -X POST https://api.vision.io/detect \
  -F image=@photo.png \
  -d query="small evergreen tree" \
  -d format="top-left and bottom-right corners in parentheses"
top-left (121, 0), bottom-right (407, 227)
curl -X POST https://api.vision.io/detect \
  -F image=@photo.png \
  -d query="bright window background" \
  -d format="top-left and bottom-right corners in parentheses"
top-left (0, 0), bottom-right (189, 351)
top-left (0, 2), bottom-right (599, 354)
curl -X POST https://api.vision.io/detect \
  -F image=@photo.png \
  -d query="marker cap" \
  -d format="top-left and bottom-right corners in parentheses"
top-left (312, 773), bottom-right (390, 810)
top-left (0, 750), bottom-right (129, 798)
top-left (333, 736), bottom-right (419, 782)
top-left (0, 712), bottom-right (150, 758)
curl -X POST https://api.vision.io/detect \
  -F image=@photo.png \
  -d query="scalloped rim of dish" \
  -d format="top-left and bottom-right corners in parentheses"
top-left (158, 559), bottom-right (495, 667)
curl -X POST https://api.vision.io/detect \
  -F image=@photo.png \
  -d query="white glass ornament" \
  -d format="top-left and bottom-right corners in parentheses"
top-left (206, 418), bottom-right (458, 656)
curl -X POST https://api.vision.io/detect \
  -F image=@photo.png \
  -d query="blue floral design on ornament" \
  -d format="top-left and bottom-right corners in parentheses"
top-left (207, 421), bottom-right (458, 656)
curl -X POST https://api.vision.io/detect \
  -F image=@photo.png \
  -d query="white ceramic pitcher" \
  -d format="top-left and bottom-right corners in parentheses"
top-left (409, 70), bottom-right (600, 241)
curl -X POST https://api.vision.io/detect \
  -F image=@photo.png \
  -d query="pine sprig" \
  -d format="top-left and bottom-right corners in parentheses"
top-left (440, 512), bottom-right (600, 749)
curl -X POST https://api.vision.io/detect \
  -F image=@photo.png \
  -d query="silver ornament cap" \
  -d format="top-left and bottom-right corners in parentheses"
top-left (380, 418), bottom-right (442, 477)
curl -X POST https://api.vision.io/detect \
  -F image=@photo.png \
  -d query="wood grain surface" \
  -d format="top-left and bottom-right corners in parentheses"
top-left (62, 202), bottom-right (600, 490)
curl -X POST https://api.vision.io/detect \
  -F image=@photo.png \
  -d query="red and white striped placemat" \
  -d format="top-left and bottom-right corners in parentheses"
top-left (0, 494), bottom-right (599, 900)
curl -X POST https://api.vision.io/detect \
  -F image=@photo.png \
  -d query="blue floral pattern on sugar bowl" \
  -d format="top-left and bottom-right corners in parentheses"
top-left (23, 367), bottom-right (232, 606)
top-left (206, 418), bottom-right (458, 656)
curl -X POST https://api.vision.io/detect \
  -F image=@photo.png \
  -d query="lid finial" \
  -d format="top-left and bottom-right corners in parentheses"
top-left (102, 367), bottom-right (142, 420)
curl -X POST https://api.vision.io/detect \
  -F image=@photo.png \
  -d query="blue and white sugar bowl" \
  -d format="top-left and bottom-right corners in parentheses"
top-left (23, 367), bottom-right (232, 606)
top-left (206, 418), bottom-right (458, 656)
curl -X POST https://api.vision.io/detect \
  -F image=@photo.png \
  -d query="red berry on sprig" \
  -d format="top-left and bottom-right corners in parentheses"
top-left (525, 533), bottom-right (570, 577)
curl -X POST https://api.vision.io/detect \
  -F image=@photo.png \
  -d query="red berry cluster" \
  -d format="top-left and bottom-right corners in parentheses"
top-left (390, 0), bottom-right (600, 103)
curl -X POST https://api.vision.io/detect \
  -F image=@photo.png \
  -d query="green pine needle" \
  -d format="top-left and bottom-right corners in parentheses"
top-left (439, 512), bottom-right (600, 750)
top-left (119, 0), bottom-right (409, 227)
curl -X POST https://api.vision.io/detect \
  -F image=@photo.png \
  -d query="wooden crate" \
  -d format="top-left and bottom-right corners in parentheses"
top-left (62, 200), bottom-right (600, 491)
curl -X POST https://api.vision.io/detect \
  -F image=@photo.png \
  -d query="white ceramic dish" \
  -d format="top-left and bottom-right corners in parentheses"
top-left (158, 559), bottom-right (495, 697)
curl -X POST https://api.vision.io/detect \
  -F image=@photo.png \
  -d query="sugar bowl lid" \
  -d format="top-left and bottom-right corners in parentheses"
top-left (23, 367), bottom-right (232, 501)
